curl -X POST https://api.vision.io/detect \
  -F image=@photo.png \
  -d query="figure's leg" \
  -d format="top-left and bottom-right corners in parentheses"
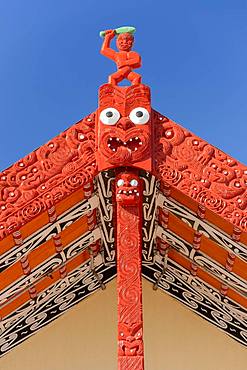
top-left (109, 67), bottom-right (130, 85)
top-left (127, 71), bottom-right (142, 85)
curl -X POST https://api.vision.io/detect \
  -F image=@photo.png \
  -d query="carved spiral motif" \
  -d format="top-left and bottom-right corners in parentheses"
top-left (62, 162), bottom-right (77, 175)
top-left (158, 164), bottom-right (183, 185)
top-left (22, 200), bottom-right (45, 221)
top-left (119, 281), bottom-right (140, 306)
top-left (199, 192), bottom-right (227, 213)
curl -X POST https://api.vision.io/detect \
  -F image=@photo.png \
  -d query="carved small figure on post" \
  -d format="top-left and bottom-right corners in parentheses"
top-left (100, 26), bottom-right (142, 85)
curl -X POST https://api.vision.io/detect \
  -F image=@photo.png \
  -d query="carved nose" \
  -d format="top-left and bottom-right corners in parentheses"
top-left (116, 117), bottom-right (134, 130)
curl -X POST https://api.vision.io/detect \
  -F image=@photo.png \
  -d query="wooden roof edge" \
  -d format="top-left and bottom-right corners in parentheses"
top-left (0, 103), bottom-right (246, 241)
top-left (153, 109), bottom-right (247, 235)
top-left (0, 111), bottom-right (97, 240)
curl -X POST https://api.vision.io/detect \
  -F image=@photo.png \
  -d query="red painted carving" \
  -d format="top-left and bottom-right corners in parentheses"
top-left (83, 182), bottom-right (100, 256)
top-left (100, 30), bottom-right (141, 86)
top-left (96, 84), bottom-right (152, 172)
top-left (2, 78), bottom-right (244, 243)
top-left (0, 28), bottom-right (246, 370)
top-left (118, 357), bottom-right (144, 370)
top-left (153, 111), bottom-right (247, 232)
top-left (0, 114), bottom-right (97, 239)
top-left (118, 323), bottom-right (143, 356)
top-left (116, 172), bottom-right (144, 370)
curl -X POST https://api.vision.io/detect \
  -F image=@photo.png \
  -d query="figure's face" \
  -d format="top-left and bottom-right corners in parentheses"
top-left (115, 173), bottom-right (142, 205)
top-left (96, 84), bottom-right (152, 171)
top-left (118, 322), bottom-right (143, 356)
top-left (116, 33), bottom-right (133, 51)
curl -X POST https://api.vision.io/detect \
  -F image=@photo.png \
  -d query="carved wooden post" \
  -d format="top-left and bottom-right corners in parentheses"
top-left (97, 28), bottom-right (152, 369)
top-left (115, 172), bottom-right (144, 370)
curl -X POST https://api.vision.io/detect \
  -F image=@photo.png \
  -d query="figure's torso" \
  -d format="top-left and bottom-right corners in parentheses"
top-left (116, 51), bottom-right (141, 69)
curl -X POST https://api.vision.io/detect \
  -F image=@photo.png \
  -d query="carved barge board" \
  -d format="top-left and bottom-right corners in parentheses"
top-left (153, 110), bottom-right (247, 237)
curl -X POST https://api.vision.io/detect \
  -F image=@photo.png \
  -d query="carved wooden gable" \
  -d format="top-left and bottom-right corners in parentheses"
top-left (0, 28), bottom-right (246, 362)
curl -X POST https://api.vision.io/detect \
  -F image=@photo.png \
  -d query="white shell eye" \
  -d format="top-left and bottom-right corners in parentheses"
top-left (129, 107), bottom-right (150, 124)
top-left (100, 107), bottom-right (120, 125)
top-left (117, 179), bottom-right (125, 187)
top-left (130, 179), bottom-right (138, 186)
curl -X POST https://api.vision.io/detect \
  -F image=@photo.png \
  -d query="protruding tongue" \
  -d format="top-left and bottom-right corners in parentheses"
top-left (110, 146), bottom-right (132, 165)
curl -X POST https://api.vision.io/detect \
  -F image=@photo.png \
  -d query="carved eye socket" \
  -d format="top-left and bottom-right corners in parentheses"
top-left (129, 107), bottom-right (150, 125)
top-left (117, 179), bottom-right (125, 187)
top-left (100, 108), bottom-right (120, 125)
top-left (130, 179), bottom-right (138, 187)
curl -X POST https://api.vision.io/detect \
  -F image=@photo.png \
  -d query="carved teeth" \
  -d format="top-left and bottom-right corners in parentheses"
top-left (116, 138), bottom-right (120, 141)
top-left (135, 137), bottom-right (138, 140)
top-left (124, 142), bottom-right (126, 145)
top-left (112, 149), bottom-right (116, 152)
top-left (123, 190), bottom-right (127, 194)
top-left (135, 148), bottom-right (138, 151)
top-left (108, 144), bottom-right (111, 147)
top-left (129, 190), bottom-right (132, 194)
top-left (136, 192), bottom-right (139, 196)
top-left (139, 142), bottom-right (142, 145)
top-left (118, 190), bottom-right (122, 194)
top-left (134, 189), bottom-right (137, 193)
top-left (109, 138), bottom-right (113, 141)
top-left (129, 138), bottom-right (133, 142)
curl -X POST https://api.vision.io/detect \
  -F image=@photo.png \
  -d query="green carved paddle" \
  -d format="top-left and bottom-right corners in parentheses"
top-left (99, 26), bottom-right (136, 38)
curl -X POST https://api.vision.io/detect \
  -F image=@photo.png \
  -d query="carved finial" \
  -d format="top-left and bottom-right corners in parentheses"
top-left (100, 26), bottom-right (142, 86)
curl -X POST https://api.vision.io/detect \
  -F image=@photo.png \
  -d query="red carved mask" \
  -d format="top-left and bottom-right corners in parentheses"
top-left (118, 322), bottom-right (143, 356)
top-left (115, 173), bottom-right (142, 205)
top-left (96, 84), bottom-right (152, 172)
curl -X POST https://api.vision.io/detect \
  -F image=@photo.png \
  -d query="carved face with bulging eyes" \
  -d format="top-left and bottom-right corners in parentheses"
top-left (115, 173), bottom-right (142, 205)
top-left (100, 106), bottom-right (149, 156)
top-left (97, 84), bottom-right (152, 171)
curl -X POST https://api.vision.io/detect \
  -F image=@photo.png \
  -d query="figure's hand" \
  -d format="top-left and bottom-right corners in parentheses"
top-left (118, 62), bottom-right (128, 69)
top-left (104, 29), bottom-right (116, 39)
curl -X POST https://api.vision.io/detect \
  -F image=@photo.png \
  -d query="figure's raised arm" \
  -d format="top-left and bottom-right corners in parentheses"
top-left (100, 30), bottom-right (117, 61)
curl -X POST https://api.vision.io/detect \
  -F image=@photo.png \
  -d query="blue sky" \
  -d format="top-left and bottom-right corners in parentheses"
top-left (0, 0), bottom-right (246, 170)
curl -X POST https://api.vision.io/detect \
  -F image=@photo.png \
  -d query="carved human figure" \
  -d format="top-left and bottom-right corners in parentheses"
top-left (100, 30), bottom-right (141, 85)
